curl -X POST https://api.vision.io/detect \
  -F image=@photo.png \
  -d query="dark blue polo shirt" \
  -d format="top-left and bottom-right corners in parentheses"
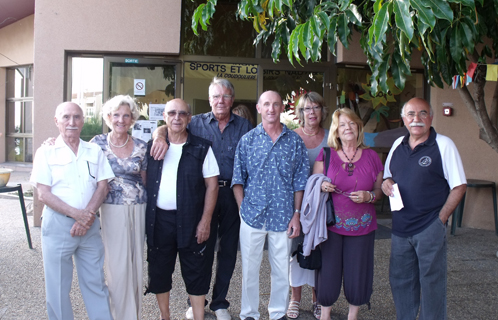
top-left (188, 111), bottom-right (253, 181)
top-left (384, 127), bottom-right (466, 237)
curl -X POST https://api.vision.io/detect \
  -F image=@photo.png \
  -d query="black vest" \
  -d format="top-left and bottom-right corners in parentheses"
top-left (145, 131), bottom-right (211, 249)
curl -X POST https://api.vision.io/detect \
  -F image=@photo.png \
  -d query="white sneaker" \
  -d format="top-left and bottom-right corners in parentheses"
top-left (185, 306), bottom-right (194, 320)
top-left (215, 309), bottom-right (232, 320)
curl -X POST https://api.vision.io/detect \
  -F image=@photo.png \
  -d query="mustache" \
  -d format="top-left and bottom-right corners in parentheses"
top-left (409, 122), bottom-right (425, 127)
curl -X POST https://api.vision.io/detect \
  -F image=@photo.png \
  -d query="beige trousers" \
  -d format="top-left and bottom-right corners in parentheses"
top-left (101, 203), bottom-right (146, 320)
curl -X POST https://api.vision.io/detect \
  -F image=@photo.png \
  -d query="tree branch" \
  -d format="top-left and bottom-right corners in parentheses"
top-left (459, 73), bottom-right (498, 152)
top-left (490, 81), bottom-right (498, 126)
top-left (457, 86), bottom-right (481, 127)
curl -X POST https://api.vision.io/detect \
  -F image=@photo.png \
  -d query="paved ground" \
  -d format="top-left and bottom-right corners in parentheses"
top-left (1, 167), bottom-right (497, 319)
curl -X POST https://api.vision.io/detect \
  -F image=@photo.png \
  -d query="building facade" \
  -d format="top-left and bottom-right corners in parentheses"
top-left (1, 0), bottom-right (497, 230)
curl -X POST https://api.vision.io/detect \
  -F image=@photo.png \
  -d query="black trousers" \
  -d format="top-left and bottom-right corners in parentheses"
top-left (205, 186), bottom-right (240, 311)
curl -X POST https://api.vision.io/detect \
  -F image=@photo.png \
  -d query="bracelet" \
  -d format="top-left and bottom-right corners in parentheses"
top-left (366, 191), bottom-right (374, 203)
top-left (368, 191), bottom-right (376, 203)
top-left (294, 209), bottom-right (301, 214)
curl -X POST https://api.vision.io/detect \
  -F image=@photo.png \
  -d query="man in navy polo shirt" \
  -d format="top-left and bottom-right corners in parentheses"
top-left (382, 97), bottom-right (466, 320)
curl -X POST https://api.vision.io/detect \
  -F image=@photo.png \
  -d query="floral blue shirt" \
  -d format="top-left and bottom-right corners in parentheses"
top-left (232, 123), bottom-right (310, 232)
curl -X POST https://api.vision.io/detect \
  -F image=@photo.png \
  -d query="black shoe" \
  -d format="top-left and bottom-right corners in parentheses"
top-left (244, 318), bottom-right (255, 320)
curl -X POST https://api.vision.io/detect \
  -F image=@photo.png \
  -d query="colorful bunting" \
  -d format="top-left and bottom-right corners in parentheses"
top-left (486, 65), bottom-right (498, 81)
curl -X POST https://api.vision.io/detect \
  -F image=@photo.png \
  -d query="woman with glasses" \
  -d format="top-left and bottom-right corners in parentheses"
top-left (90, 95), bottom-right (148, 320)
top-left (287, 92), bottom-right (329, 319)
top-left (313, 108), bottom-right (383, 320)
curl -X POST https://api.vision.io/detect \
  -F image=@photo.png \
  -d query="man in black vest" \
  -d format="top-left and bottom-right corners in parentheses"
top-left (145, 99), bottom-right (219, 320)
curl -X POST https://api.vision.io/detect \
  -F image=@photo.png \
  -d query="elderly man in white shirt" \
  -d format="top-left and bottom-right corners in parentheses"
top-left (31, 102), bottom-right (115, 320)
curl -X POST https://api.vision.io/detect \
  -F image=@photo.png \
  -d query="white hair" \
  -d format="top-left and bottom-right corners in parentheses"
top-left (54, 102), bottom-right (84, 120)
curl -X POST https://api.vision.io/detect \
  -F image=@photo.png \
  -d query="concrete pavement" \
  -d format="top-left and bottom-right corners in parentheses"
top-left (0, 166), bottom-right (497, 319)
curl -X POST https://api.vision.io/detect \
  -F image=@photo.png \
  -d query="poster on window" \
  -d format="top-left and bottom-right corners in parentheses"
top-left (132, 120), bottom-right (157, 142)
top-left (149, 104), bottom-right (166, 120)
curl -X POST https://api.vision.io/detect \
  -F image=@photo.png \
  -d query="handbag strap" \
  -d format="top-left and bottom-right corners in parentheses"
top-left (323, 147), bottom-right (330, 175)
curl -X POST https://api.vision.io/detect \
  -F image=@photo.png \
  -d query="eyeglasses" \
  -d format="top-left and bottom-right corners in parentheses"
top-left (211, 94), bottom-right (233, 101)
top-left (301, 106), bottom-right (322, 114)
top-left (402, 110), bottom-right (430, 120)
top-left (166, 110), bottom-right (190, 118)
top-left (332, 172), bottom-right (357, 197)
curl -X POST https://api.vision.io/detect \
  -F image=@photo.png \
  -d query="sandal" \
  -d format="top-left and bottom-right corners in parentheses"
top-left (286, 300), bottom-right (300, 319)
top-left (312, 302), bottom-right (322, 320)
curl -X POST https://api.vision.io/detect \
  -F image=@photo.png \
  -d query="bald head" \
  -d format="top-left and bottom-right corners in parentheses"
top-left (55, 102), bottom-right (84, 121)
top-left (165, 98), bottom-right (191, 113)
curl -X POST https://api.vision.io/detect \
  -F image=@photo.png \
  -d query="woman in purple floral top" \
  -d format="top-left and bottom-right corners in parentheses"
top-left (91, 95), bottom-right (148, 320)
top-left (313, 108), bottom-right (383, 320)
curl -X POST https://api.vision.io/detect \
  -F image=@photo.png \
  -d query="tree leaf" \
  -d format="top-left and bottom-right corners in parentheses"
top-left (301, 21), bottom-right (312, 51)
top-left (419, 0), bottom-right (453, 21)
top-left (410, 0), bottom-right (436, 30)
top-left (327, 16), bottom-right (338, 55)
top-left (310, 15), bottom-right (324, 39)
top-left (345, 4), bottom-right (362, 26)
top-left (391, 56), bottom-right (407, 90)
top-left (372, 2), bottom-right (390, 44)
top-left (378, 58), bottom-right (390, 93)
top-left (337, 13), bottom-right (350, 49)
top-left (450, 25), bottom-right (463, 64)
top-left (311, 34), bottom-right (322, 61)
top-left (460, 20), bottom-right (475, 54)
top-left (448, 0), bottom-right (475, 8)
top-left (338, 0), bottom-right (352, 11)
top-left (394, 0), bottom-right (414, 41)
top-left (316, 12), bottom-right (330, 31)
top-left (191, 3), bottom-right (206, 35)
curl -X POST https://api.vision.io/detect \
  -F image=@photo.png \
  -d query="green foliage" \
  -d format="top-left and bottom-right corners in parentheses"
top-left (191, 0), bottom-right (498, 96)
top-left (81, 115), bottom-right (102, 142)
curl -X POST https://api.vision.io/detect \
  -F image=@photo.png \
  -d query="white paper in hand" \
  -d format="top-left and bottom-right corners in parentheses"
top-left (389, 183), bottom-right (404, 211)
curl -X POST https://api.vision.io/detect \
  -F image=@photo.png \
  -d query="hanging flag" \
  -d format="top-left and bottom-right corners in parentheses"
top-left (467, 62), bottom-right (477, 79)
top-left (452, 75), bottom-right (458, 89)
top-left (466, 74), bottom-right (473, 86)
top-left (486, 65), bottom-right (498, 81)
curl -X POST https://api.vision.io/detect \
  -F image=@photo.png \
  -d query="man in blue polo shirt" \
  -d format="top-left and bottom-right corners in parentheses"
top-left (382, 97), bottom-right (467, 320)
top-left (232, 90), bottom-right (309, 320)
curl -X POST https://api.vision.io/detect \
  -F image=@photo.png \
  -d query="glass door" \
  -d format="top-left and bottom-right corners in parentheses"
top-left (104, 57), bottom-right (181, 131)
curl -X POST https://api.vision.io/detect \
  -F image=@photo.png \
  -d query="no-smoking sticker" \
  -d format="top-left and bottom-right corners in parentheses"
top-left (134, 79), bottom-right (145, 96)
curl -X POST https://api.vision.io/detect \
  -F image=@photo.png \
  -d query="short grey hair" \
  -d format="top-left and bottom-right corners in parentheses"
top-left (295, 91), bottom-right (329, 126)
top-left (54, 102), bottom-right (84, 121)
top-left (102, 95), bottom-right (140, 128)
top-left (209, 77), bottom-right (235, 97)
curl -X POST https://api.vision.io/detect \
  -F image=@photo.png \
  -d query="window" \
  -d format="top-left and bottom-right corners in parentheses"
top-left (71, 57), bottom-right (104, 141)
top-left (182, 0), bottom-right (255, 58)
top-left (6, 66), bottom-right (34, 162)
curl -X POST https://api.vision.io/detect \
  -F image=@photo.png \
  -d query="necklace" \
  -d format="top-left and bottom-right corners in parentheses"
top-left (302, 126), bottom-right (319, 137)
top-left (109, 133), bottom-right (129, 148)
top-left (342, 147), bottom-right (359, 176)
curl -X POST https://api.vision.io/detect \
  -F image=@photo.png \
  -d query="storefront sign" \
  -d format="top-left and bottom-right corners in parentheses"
top-left (185, 62), bottom-right (258, 80)
top-left (125, 58), bottom-right (139, 63)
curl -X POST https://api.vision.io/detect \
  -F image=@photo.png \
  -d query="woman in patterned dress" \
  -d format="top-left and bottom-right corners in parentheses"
top-left (91, 95), bottom-right (148, 320)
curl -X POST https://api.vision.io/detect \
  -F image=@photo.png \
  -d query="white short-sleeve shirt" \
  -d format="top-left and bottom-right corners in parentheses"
top-left (30, 136), bottom-right (115, 211)
top-left (156, 143), bottom-right (219, 210)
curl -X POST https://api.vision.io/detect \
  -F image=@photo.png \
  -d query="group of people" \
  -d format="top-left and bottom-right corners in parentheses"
top-left (31, 74), bottom-right (466, 320)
